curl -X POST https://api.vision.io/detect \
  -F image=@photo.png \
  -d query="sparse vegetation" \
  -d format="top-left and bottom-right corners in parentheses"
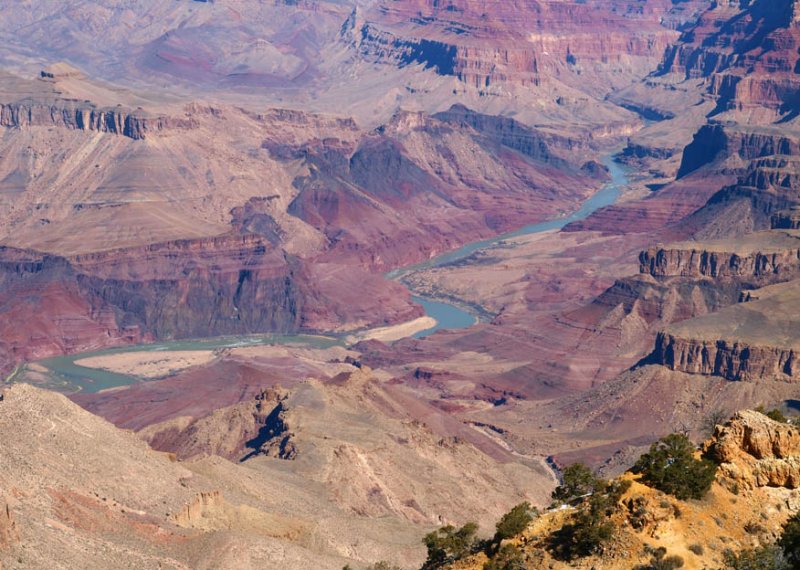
top-left (631, 433), bottom-right (717, 500)
top-left (422, 522), bottom-right (480, 569)
top-left (688, 543), bottom-right (704, 555)
top-left (755, 406), bottom-right (789, 424)
top-left (723, 545), bottom-right (791, 570)
top-left (704, 409), bottom-right (728, 435)
top-left (634, 546), bottom-right (685, 570)
top-left (549, 490), bottom-right (616, 560)
top-left (723, 511), bottom-right (800, 570)
top-left (778, 512), bottom-right (800, 567)
top-left (493, 502), bottom-right (537, 543)
top-left (483, 544), bottom-right (525, 570)
top-left (627, 495), bottom-right (650, 530)
top-left (745, 521), bottom-right (768, 535)
top-left (551, 463), bottom-right (604, 504)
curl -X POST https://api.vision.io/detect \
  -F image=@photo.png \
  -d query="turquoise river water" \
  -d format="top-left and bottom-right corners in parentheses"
top-left (32, 155), bottom-right (629, 392)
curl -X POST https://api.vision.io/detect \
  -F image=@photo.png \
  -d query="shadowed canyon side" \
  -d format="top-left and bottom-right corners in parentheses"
top-left (0, 68), bottom-right (606, 372)
top-left (8, 0), bottom-right (800, 568)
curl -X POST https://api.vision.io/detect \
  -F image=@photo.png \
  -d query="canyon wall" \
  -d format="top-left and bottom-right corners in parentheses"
top-left (639, 246), bottom-right (800, 279)
top-left (659, 0), bottom-right (800, 119)
top-left (0, 101), bottom-right (196, 140)
top-left (347, 0), bottom-right (703, 91)
top-left (677, 125), bottom-right (800, 178)
top-left (0, 235), bottom-right (421, 369)
top-left (652, 332), bottom-right (799, 382)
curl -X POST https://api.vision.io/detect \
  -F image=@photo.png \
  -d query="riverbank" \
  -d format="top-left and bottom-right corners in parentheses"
top-left (21, 154), bottom-right (629, 393)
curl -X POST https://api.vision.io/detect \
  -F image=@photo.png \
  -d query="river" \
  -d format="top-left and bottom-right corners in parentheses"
top-left (398, 154), bottom-right (629, 338)
top-left (29, 154), bottom-right (628, 392)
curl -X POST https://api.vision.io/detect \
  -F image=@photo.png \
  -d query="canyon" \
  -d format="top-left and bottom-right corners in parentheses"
top-left (3, 0), bottom-right (800, 568)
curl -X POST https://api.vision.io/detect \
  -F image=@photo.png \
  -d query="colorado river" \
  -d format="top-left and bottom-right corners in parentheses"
top-left (28, 155), bottom-right (628, 392)
top-left (35, 334), bottom-right (341, 393)
top-left (400, 154), bottom-right (629, 338)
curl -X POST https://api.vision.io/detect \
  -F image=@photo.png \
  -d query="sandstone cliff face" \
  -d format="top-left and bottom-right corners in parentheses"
top-left (677, 148), bottom-right (800, 237)
top-left (639, 246), bottom-right (800, 279)
top-left (0, 100), bottom-right (196, 140)
top-left (0, 235), bottom-right (421, 371)
top-left (347, 0), bottom-right (691, 91)
top-left (586, 275), bottom-right (747, 331)
top-left (652, 332), bottom-right (799, 382)
top-left (433, 104), bottom-right (588, 171)
top-left (60, 235), bottom-right (309, 338)
top-left (677, 124), bottom-right (800, 178)
top-left (659, 0), bottom-right (800, 119)
top-left (706, 410), bottom-right (800, 489)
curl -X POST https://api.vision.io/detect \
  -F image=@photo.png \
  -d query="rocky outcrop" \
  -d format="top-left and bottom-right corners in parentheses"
top-left (677, 124), bottom-right (800, 178)
top-left (0, 100), bottom-right (197, 140)
top-left (585, 275), bottom-right (748, 329)
top-left (772, 208), bottom-right (800, 230)
top-left (69, 235), bottom-right (310, 338)
top-left (141, 387), bottom-right (292, 461)
top-left (678, 153), bottom-right (800, 236)
top-left (619, 142), bottom-right (675, 162)
top-left (706, 410), bottom-right (800, 489)
top-left (639, 245), bottom-right (800, 279)
top-left (244, 391), bottom-right (297, 461)
top-left (172, 491), bottom-right (224, 528)
top-left (651, 332), bottom-right (799, 382)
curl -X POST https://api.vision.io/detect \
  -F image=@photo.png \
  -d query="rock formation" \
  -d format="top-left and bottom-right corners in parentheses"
top-left (140, 386), bottom-right (294, 461)
top-left (348, 0), bottom-right (704, 92)
top-left (0, 235), bottom-right (422, 370)
top-left (773, 207), bottom-right (800, 230)
top-left (0, 100), bottom-right (196, 140)
top-left (707, 410), bottom-right (800, 489)
top-left (639, 234), bottom-right (800, 279)
top-left (659, 0), bottom-right (800, 120)
top-left (652, 331), bottom-right (800, 382)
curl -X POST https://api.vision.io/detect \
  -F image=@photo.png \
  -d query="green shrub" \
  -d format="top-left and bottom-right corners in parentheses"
top-left (633, 546), bottom-right (685, 570)
top-left (552, 463), bottom-right (603, 504)
top-left (688, 543), bottom-right (703, 555)
top-left (422, 522), bottom-right (480, 569)
top-left (606, 478), bottom-right (633, 502)
top-left (483, 544), bottom-right (525, 570)
top-left (755, 406), bottom-right (788, 424)
top-left (549, 493), bottom-right (614, 560)
top-left (723, 545), bottom-right (791, 569)
top-left (632, 433), bottom-right (717, 500)
top-left (778, 512), bottom-right (800, 567)
top-left (745, 521), bottom-right (768, 535)
top-left (494, 502), bottom-right (538, 542)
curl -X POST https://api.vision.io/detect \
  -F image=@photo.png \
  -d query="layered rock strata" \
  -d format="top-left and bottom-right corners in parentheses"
top-left (649, 280), bottom-right (800, 382)
top-left (0, 100), bottom-right (196, 140)
top-left (639, 233), bottom-right (800, 279)
top-left (652, 332), bottom-right (799, 382)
